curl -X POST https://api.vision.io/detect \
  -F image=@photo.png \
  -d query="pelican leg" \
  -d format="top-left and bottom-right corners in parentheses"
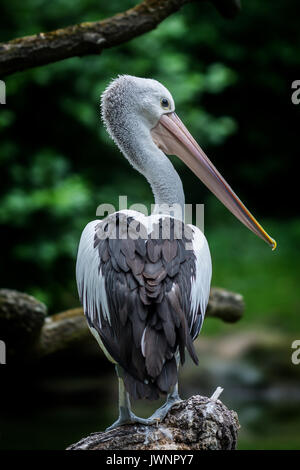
top-left (105, 365), bottom-right (159, 431)
top-left (147, 355), bottom-right (182, 422)
top-left (147, 381), bottom-right (182, 422)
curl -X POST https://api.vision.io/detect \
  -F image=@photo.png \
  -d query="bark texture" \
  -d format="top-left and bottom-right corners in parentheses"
top-left (67, 394), bottom-right (240, 450)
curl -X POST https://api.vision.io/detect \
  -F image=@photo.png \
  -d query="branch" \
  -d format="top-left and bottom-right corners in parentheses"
top-left (66, 394), bottom-right (240, 450)
top-left (0, 287), bottom-right (244, 361)
top-left (0, 289), bottom-right (47, 355)
top-left (206, 287), bottom-right (244, 323)
top-left (0, 0), bottom-right (241, 77)
top-left (34, 287), bottom-right (244, 358)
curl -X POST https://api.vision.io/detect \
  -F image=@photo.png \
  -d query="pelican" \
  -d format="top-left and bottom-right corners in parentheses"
top-left (76, 75), bottom-right (276, 430)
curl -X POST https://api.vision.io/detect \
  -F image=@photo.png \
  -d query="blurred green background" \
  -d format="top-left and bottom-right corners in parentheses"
top-left (0, 0), bottom-right (299, 450)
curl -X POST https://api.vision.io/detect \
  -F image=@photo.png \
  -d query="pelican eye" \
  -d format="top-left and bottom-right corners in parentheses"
top-left (160, 98), bottom-right (170, 109)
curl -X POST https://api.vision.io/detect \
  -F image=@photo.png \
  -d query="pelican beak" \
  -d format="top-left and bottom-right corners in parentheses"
top-left (151, 112), bottom-right (276, 250)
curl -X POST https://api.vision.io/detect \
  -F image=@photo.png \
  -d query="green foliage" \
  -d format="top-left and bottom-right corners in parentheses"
top-left (202, 214), bottom-right (300, 336)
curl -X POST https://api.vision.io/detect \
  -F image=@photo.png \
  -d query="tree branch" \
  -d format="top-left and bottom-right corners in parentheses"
top-left (0, 287), bottom-right (244, 361)
top-left (66, 394), bottom-right (240, 450)
top-left (206, 287), bottom-right (244, 323)
top-left (0, 0), bottom-right (241, 77)
top-left (33, 287), bottom-right (244, 358)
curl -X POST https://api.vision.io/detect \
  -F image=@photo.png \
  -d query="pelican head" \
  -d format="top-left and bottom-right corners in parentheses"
top-left (101, 75), bottom-right (175, 130)
top-left (101, 75), bottom-right (276, 250)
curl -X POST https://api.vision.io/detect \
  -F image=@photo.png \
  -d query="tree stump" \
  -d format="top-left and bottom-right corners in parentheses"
top-left (67, 394), bottom-right (240, 450)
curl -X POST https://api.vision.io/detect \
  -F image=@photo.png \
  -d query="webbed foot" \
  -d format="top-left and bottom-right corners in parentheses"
top-left (105, 409), bottom-right (159, 432)
top-left (147, 394), bottom-right (182, 423)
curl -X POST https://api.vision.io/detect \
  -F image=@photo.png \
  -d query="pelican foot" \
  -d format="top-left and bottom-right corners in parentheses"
top-left (147, 395), bottom-right (182, 423)
top-left (105, 410), bottom-right (159, 432)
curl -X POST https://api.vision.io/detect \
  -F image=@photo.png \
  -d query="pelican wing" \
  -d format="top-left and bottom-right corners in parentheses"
top-left (76, 211), bottom-right (211, 399)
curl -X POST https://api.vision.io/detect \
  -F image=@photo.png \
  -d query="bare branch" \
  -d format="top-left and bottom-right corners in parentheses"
top-left (206, 287), bottom-right (244, 323)
top-left (0, 287), bottom-right (244, 361)
top-left (34, 288), bottom-right (244, 358)
top-left (0, 0), bottom-right (241, 77)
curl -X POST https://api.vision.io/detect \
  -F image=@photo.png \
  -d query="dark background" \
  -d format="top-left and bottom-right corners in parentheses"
top-left (0, 0), bottom-right (299, 450)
